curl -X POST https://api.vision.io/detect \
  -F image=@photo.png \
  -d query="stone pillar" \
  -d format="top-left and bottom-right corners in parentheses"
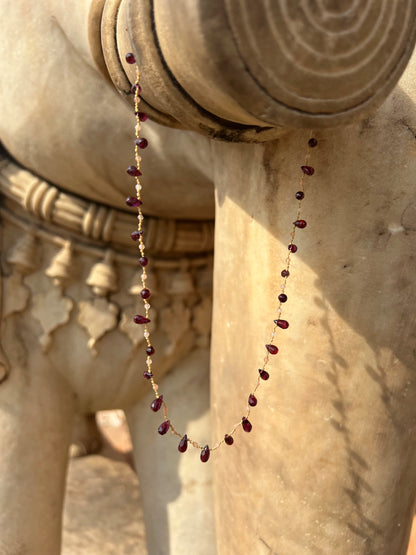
top-left (209, 55), bottom-right (416, 552)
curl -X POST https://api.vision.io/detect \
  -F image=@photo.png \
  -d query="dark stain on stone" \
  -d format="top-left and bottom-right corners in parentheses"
top-left (401, 203), bottom-right (416, 231)
top-left (259, 536), bottom-right (278, 554)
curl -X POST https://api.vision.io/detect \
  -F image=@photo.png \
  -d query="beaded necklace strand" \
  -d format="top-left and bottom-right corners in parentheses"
top-left (124, 53), bottom-right (317, 462)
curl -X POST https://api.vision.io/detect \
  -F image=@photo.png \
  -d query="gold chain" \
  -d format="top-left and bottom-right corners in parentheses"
top-left (126, 55), bottom-right (316, 461)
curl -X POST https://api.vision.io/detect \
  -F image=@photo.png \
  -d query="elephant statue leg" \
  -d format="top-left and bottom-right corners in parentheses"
top-left (210, 104), bottom-right (416, 553)
top-left (126, 347), bottom-right (216, 555)
top-left (70, 413), bottom-right (103, 458)
top-left (0, 338), bottom-right (75, 554)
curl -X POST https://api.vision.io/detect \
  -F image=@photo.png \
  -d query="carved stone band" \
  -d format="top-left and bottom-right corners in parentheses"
top-left (104, 0), bottom-right (416, 138)
top-left (0, 151), bottom-right (214, 255)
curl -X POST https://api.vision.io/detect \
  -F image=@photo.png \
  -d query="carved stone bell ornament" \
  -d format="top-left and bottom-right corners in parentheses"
top-left (86, 250), bottom-right (119, 297)
top-left (45, 240), bottom-right (73, 287)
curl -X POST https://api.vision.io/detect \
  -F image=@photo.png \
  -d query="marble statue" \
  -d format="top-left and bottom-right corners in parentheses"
top-left (0, 1), bottom-right (415, 553)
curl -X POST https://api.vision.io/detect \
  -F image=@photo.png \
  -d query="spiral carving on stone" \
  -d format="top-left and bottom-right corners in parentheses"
top-left (224, 0), bottom-right (416, 125)
top-left (119, 0), bottom-right (416, 135)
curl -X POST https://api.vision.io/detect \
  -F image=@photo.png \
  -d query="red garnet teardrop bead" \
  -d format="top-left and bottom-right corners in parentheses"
top-left (274, 319), bottom-right (289, 329)
top-left (131, 84), bottom-right (142, 95)
top-left (150, 395), bottom-right (163, 412)
top-left (242, 417), bottom-right (252, 432)
top-left (288, 244), bottom-right (298, 253)
top-left (301, 165), bottom-right (314, 175)
top-left (134, 138), bottom-right (148, 149)
top-left (131, 230), bottom-right (143, 241)
top-left (140, 288), bottom-right (151, 299)
top-left (133, 315), bottom-right (150, 324)
top-left (248, 394), bottom-right (257, 407)
top-left (224, 434), bottom-right (234, 445)
top-left (126, 165), bottom-right (142, 177)
top-left (146, 345), bottom-right (155, 355)
top-left (143, 371), bottom-right (153, 380)
top-left (178, 435), bottom-right (188, 453)
top-left (281, 269), bottom-right (290, 277)
top-left (138, 112), bottom-right (148, 122)
top-left (126, 196), bottom-right (142, 207)
top-left (294, 220), bottom-right (307, 229)
top-left (259, 369), bottom-right (269, 380)
top-left (139, 257), bottom-right (149, 267)
top-left (266, 344), bottom-right (279, 355)
top-left (125, 52), bottom-right (136, 64)
top-left (200, 445), bottom-right (210, 462)
top-left (158, 420), bottom-right (170, 435)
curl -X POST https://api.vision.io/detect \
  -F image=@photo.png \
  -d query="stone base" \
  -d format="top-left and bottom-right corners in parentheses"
top-left (63, 410), bottom-right (147, 553)
top-left (62, 454), bottom-right (147, 554)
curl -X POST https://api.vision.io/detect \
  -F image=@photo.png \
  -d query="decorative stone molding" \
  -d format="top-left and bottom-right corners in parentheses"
top-left (0, 152), bottom-right (214, 359)
top-left (0, 151), bottom-right (214, 255)
top-left (3, 273), bottom-right (30, 319)
top-left (3, 231), bottom-right (38, 318)
top-left (192, 296), bottom-right (212, 349)
top-left (31, 287), bottom-right (74, 353)
top-left (78, 297), bottom-right (119, 356)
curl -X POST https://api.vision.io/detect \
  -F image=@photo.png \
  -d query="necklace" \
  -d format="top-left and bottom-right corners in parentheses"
top-left (124, 53), bottom-right (316, 462)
